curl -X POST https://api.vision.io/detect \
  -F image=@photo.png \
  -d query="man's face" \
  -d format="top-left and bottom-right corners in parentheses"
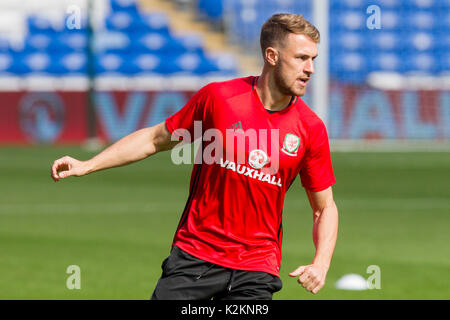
top-left (272, 33), bottom-right (318, 97)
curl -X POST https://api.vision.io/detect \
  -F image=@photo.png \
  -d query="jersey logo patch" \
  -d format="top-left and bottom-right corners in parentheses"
top-left (228, 121), bottom-right (243, 130)
top-left (248, 149), bottom-right (269, 169)
top-left (282, 134), bottom-right (300, 156)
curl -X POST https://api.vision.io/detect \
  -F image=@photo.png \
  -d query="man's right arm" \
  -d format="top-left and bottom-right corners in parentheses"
top-left (51, 122), bottom-right (178, 182)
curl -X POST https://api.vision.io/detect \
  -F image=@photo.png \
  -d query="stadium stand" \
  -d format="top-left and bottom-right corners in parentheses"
top-left (0, 0), bottom-right (239, 90)
top-left (0, 0), bottom-right (448, 87)
top-left (327, 0), bottom-right (450, 83)
top-left (180, 0), bottom-right (450, 84)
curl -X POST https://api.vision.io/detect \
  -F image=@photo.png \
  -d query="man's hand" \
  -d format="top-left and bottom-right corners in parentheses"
top-left (289, 264), bottom-right (328, 294)
top-left (51, 156), bottom-right (90, 182)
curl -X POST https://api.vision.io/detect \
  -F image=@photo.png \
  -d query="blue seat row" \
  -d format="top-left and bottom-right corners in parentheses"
top-left (94, 52), bottom-right (236, 75)
top-left (104, 12), bottom-right (170, 34)
top-left (0, 52), bottom-right (87, 75)
top-left (0, 0), bottom-right (238, 77)
top-left (110, 0), bottom-right (139, 13)
top-left (330, 9), bottom-right (450, 31)
top-left (330, 51), bottom-right (450, 74)
top-left (93, 31), bottom-right (204, 55)
top-left (330, 31), bottom-right (449, 53)
top-left (27, 11), bottom-right (171, 35)
top-left (0, 51), bottom-right (237, 76)
top-left (27, 15), bottom-right (88, 34)
top-left (0, 33), bottom-right (87, 54)
top-left (330, 0), bottom-right (450, 10)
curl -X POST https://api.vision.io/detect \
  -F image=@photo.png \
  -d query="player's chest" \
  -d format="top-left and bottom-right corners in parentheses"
top-left (204, 104), bottom-right (307, 174)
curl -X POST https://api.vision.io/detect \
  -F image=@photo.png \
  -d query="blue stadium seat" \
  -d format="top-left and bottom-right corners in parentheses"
top-left (330, 51), bottom-right (367, 74)
top-left (132, 33), bottom-right (188, 54)
top-left (439, 52), bottom-right (450, 71)
top-left (400, 0), bottom-right (437, 10)
top-left (436, 10), bottom-right (450, 31)
top-left (131, 53), bottom-right (183, 74)
top-left (377, 0), bottom-right (402, 9)
top-left (404, 32), bottom-right (436, 52)
top-left (378, 10), bottom-right (402, 30)
top-left (404, 53), bottom-right (440, 73)
top-left (0, 53), bottom-right (16, 74)
top-left (59, 33), bottom-right (88, 51)
top-left (173, 52), bottom-right (219, 75)
top-left (95, 53), bottom-right (137, 75)
top-left (330, 10), bottom-right (366, 31)
top-left (132, 53), bottom-right (163, 74)
top-left (23, 33), bottom-right (87, 53)
top-left (27, 15), bottom-right (87, 34)
top-left (330, 31), bottom-right (366, 52)
top-left (331, 0), bottom-right (403, 10)
top-left (173, 34), bottom-right (205, 54)
top-left (197, 0), bottom-right (224, 22)
top-left (369, 31), bottom-right (405, 53)
top-left (27, 16), bottom-right (59, 34)
top-left (367, 52), bottom-right (404, 73)
top-left (57, 52), bottom-right (88, 74)
top-left (104, 12), bottom-right (137, 32)
top-left (24, 53), bottom-right (52, 73)
top-left (110, 0), bottom-right (139, 14)
top-left (404, 11), bottom-right (436, 31)
top-left (330, 0), bottom-right (367, 10)
top-left (105, 12), bottom-right (170, 34)
top-left (436, 33), bottom-right (450, 53)
top-left (92, 31), bottom-right (130, 53)
top-left (209, 54), bottom-right (238, 75)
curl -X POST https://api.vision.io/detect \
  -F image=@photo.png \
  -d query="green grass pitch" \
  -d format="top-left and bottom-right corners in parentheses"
top-left (0, 146), bottom-right (449, 299)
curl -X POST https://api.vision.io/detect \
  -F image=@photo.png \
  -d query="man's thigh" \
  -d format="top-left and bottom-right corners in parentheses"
top-left (151, 247), bottom-right (229, 300)
top-left (215, 270), bottom-right (283, 300)
top-left (151, 247), bottom-right (282, 300)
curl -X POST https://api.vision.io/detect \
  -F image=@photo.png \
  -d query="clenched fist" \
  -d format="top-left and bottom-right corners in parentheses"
top-left (50, 156), bottom-right (89, 182)
top-left (289, 264), bottom-right (328, 294)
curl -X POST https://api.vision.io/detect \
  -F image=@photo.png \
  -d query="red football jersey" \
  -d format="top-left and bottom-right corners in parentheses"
top-left (165, 76), bottom-right (336, 276)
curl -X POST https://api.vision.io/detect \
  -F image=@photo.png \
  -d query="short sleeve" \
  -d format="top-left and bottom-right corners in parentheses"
top-left (165, 84), bottom-right (213, 140)
top-left (299, 121), bottom-right (336, 192)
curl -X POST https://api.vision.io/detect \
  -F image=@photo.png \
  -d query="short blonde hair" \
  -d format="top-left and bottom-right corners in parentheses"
top-left (260, 13), bottom-right (320, 54)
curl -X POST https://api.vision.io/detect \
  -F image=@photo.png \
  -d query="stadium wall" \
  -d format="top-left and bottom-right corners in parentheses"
top-left (0, 85), bottom-right (448, 145)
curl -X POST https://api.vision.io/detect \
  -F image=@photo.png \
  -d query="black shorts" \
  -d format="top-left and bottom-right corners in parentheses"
top-left (151, 246), bottom-right (282, 300)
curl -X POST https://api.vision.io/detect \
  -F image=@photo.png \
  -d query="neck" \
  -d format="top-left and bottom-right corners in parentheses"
top-left (255, 70), bottom-right (292, 112)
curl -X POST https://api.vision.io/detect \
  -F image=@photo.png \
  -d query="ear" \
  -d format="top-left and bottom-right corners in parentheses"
top-left (265, 47), bottom-right (279, 66)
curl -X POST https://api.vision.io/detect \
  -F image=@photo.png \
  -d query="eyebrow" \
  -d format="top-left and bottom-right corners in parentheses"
top-left (296, 53), bottom-right (319, 60)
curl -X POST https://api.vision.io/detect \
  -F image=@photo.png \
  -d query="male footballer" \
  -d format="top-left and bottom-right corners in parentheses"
top-left (51, 13), bottom-right (338, 300)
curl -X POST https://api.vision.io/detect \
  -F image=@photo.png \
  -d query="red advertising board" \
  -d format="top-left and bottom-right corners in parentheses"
top-left (0, 91), bottom-right (88, 144)
top-left (0, 85), bottom-right (448, 144)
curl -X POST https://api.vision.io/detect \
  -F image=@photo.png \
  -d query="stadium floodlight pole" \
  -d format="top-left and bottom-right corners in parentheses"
top-left (312, 0), bottom-right (330, 128)
top-left (86, 0), bottom-right (97, 140)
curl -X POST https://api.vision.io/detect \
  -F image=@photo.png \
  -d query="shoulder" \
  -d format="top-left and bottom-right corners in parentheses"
top-left (201, 76), bottom-right (254, 99)
top-left (295, 98), bottom-right (329, 147)
top-left (296, 98), bottom-right (326, 132)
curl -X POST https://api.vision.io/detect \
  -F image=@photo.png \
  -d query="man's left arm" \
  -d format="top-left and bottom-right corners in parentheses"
top-left (289, 186), bottom-right (338, 294)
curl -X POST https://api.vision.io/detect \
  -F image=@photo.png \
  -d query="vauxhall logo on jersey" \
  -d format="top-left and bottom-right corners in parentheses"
top-left (170, 121), bottom-right (302, 188)
top-left (219, 157), bottom-right (283, 187)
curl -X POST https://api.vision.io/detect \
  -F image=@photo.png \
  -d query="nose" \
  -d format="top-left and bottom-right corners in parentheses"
top-left (304, 58), bottom-right (314, 75)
